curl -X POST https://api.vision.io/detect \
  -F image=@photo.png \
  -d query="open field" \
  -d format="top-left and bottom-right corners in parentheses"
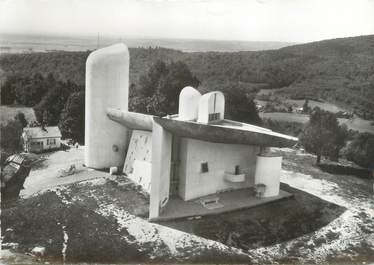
top-left (284, 99), bottom-right (346, 113)
top-left (339, 117), bottom-right (374, 134)
top-left (260, 112), bottom-right (310, 123)
top-left (257, 88), bottom-right (280, 96)
top-left (0, 105), bottom-right (36, 125)
top-left (260, 112), bottom-right (374, 134)
top-left (1, 147), bottom-right (374, 264)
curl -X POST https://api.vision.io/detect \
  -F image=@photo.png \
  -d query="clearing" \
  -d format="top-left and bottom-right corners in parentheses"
top-left (260, 112), bottom-right (374, 134)
top-left (284, 99), bottom-right (346, 113)
top-left (0, 105), bottom-right (36, 125)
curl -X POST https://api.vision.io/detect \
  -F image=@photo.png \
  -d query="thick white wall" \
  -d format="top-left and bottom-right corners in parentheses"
top-left (123, 130), bottom-right (152, 192)
top-left (254, 156), bottom-right (282, 197)
top-left (178, 138), bottom-right (259, 201)
top-left (149, 122), bottom-right (172, 219)
top-left (85, 44), bottom-right (129, 169)
top-left (178, 86), bottom-right (201, 121)
top-left (197, 91), bottom-right (225, 123)
top-left (130, 160), bottom-right (152, 192)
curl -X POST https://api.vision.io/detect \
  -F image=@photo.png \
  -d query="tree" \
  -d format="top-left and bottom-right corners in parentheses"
top-left (159, 61), bottom-right (200, 108)
top-left (59, 91), bottom-right (85, 143)
top-left (28, 120), bottom-right (41, 127)
top-left (0, 119), bottom-right (23, 153)
top-left (1, 75), bottom-right (17, 105)
top-left (223, 87), bottom-right (262, 125)
top-left (134, 60), bottom-right (200, 116)
top-left (34, 83), bottom-right (70, 126)
top-left (42, 110), bottom-right (54, 126)
top-left (330, 123), bottom-right (349, 161)
top-left (302, 99), bottom-right (310, 114)
top-left (14, 112), bottom-right (28, 128)
top-left (299, 108), bottom-right (348, 164)
top-left (345, 133), bottom-right (374, 169)
top-left (138, 60), bottom-right (167, 97)
top-left (1, 73), bottom-right (48, 107)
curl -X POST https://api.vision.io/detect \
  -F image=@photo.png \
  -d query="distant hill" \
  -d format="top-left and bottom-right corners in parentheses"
top-left (0, 33), bottom-right (294, 53)
top-left (0, 35), bottom-right (373, 119)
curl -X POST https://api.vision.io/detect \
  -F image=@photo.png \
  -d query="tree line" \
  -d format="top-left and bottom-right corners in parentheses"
top-left (1, 73), bottom-right (85, 144)
top-left (2, 35), bottom-right (374, 120)
top-left (1, 59), bottom-right (372, 170)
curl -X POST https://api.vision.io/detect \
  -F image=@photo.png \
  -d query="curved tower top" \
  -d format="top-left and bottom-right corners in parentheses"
top-left (178, 86), bottom-right (201, 121)
top-left (85, 43), bottom-right (130, 169)
top-left (197, 91), bottom-right (225, 123)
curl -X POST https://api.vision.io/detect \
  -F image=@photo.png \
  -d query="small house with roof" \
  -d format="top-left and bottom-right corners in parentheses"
top-left (22, 126), bottom-right (62, 153)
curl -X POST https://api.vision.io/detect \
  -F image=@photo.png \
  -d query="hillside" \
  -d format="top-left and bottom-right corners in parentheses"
top-left (2, 145), bottom-right (374, 264)
top-left (0, 106), bottom-right (36, 125)
top-left (1, 35), bottom-right (373, 119)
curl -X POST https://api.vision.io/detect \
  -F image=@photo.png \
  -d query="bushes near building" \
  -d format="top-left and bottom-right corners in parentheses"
top-left (345, 133), bottom-right (374, 169)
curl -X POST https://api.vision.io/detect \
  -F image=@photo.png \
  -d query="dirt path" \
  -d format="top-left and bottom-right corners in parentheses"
top-left (20, 147), bottom-right (108, 198)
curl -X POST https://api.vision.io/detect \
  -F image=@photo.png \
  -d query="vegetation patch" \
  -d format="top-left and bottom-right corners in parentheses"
top-left (1, 190), bottom-right (144, 263)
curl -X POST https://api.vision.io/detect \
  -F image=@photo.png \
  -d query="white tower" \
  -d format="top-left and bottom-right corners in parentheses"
top-left (85, 43), bottom-right (129, 168)
top-left (178, 86), bottom-right (201, 121)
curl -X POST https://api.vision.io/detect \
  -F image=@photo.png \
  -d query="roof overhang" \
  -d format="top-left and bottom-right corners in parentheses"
top-left (153, 117), bottom-right (298, 147)
top-left (106, 109), bottom-right (298, 147)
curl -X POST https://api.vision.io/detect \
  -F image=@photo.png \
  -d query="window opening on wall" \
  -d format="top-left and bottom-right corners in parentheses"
top-left (47, 138), bottom-right (56, 145)
top-left (201, 162), bottom-right (209, 173)
top-left (208, 112), bottom-right (220, 121)
top-left (235, 165), bottom-right (240, 175)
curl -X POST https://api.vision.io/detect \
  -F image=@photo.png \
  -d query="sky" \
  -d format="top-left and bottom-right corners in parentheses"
top-left (0, 0), bottom-right (374, 43)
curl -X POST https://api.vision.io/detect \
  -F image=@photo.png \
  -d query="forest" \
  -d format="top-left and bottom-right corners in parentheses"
top-left (1, 35), bottom-right (374, 119)
top-left (0, 35), bottom-right (373, 169)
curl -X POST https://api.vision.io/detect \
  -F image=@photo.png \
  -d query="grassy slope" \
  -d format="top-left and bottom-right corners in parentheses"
top-left (260, 112), bottom-right (374, 134)
top-left (0, 105), bottom-right (36, 125)
top-left (0, 35), bottom-right (373, 118)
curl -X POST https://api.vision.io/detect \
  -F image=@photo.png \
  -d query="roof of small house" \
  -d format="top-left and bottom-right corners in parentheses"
top-left (23, 126), bottom-right (62, 139)
top-left (5, 154), bottom-right (26, 165)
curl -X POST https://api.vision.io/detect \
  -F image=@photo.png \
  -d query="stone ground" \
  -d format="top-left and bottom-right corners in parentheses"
top-left (1, 147), bottom-right (374, 264)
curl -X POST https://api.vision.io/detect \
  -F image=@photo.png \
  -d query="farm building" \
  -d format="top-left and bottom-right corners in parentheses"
top-left (22, 126), bottom-right (62, 153)
top-left (85, 44), bottom-right (298, 220)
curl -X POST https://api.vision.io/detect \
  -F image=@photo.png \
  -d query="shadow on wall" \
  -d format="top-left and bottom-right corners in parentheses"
top-left (157, 183), bottom-right (346, 252)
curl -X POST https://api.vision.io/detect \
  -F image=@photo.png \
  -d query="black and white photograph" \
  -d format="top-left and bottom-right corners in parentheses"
top-left (1, 0), bottom-right (374, 264)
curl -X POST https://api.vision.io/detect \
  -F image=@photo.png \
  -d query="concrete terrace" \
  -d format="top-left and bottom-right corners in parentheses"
top-left (154, 188), bottom-right (293, 221)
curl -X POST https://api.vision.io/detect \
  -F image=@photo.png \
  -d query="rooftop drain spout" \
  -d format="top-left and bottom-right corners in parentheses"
top-left (106, 108), bottom-right (154, 131)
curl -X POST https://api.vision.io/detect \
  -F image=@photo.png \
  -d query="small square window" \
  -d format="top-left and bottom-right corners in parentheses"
top-left (208, 112), bottom-right (221, 122)
top-left (235, 165), bottom-right (240, 175)
top-left (201, 162), bottom-right (209, 173)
